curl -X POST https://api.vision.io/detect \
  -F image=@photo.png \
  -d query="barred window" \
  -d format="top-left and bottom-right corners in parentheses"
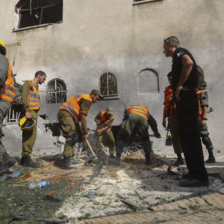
top-left (100, 73), bottom-right (118, 98)
top-left (137, 68), bottom-right (160, 94)
top-left (46, 79), bottom-right (66, 104)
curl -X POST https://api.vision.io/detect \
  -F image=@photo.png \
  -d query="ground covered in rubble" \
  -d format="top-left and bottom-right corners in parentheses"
top-left (1, 148), bottom-right (222, 224)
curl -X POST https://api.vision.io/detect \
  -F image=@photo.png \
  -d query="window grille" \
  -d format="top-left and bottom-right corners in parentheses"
top-left (46, 78), bottom-right (67, 104)
top-left (100, 72), bottom-right (118, 98)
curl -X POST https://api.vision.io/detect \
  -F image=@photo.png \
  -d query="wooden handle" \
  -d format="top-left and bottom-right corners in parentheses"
top-left (85, 139), bottom-right (96, 157)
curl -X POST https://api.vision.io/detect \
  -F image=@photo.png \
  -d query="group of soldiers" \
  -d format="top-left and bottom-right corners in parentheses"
top-left (0, 35), bottom-right (215, 187)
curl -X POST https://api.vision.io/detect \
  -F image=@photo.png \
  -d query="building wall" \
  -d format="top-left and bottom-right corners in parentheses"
top-left (1, 0), bottom-right (224, 151)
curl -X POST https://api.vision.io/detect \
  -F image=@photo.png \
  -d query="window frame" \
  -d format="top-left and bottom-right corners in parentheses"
top-left (45, 78), bottom-right (67, 104)
top-left (14, 0), bottom-right (63, 31)
top-left (99, 72), bottom-right (119, 100)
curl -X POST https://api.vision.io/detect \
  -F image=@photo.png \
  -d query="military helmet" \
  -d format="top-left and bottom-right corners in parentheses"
top-left (19, 117), bottom-right (36, 131)
top-left (106, 106), bottom-right (114, 115)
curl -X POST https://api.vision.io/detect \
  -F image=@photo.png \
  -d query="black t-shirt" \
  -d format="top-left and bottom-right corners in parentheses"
top-left (172, 47), bottom-right (198, 93)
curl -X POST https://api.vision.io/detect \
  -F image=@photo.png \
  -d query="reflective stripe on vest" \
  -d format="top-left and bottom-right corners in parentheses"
top-left (60, 94), bottom-right (92, 120)
top-left (100, 110), bottom-right (115, 125)
top-left (0, 62), bottom-right (16, 103)
top-left (197, 90), bottom-right (207, 116)
top-left (164, 85), bottom-right (176, 116)
top-left (127, 105), bottom-right (149, 120)
top-left (28, 81), bottom-right (40, 111)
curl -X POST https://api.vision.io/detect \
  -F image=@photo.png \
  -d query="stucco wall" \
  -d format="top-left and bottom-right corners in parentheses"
top-left (1, 0), bottom-right (224, 151)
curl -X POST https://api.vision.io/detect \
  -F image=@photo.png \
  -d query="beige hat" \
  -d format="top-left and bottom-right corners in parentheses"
top-left (106, 106), bottom-right (114, 115)
top-left (91, 89), bottom-right (103, 98)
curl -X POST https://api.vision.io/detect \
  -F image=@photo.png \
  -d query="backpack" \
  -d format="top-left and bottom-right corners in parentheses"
top-left (12, 81), bottom-right (23, 112)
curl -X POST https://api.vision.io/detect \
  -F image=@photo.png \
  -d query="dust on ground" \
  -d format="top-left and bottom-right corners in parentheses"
top-left (0, 150), bottom-right (221, 224)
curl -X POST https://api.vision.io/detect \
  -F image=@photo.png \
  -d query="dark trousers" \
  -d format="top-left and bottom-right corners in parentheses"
top-left (176, 90), bottom-right (208, 181)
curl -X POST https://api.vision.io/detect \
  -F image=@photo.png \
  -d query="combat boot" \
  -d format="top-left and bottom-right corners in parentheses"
top-left (20, 156), bottom-right (40, 168)
top-left (110, 153), bottom-right (121, 166)
top-left (206, 152), bottom-right (216, 163)
top-left (109, 153), bottom-right (115, 159)
top-left (62, 156), bottom-right (77, 170)
top-left (145, 153), bottom-right (151, 165)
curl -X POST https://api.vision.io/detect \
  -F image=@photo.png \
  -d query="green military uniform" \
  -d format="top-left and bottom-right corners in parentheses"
top-left (95, 111), bottom-right (115, 155)
top-left (58, 98), bottom-right (91, 157)
top-left (116, 111), bottom-right (159, 156)
top-left (0, 54), bottom-right (16, 169)
top-left (197, 87), bottom-right (214, 162)
top-left (21, 81), bottom-right (38, 156)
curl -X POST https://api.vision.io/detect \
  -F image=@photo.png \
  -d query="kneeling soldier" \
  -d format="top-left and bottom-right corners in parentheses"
top-left (95, 107), bottom-right (115, 159)
top-left (116, 105), bottom-right (161, 165)
top-left (58, 90), bottom-right (102, 169)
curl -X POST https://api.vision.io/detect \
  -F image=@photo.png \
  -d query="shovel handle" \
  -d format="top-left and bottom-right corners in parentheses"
top-left (85, 139), bottom-right (96, 157)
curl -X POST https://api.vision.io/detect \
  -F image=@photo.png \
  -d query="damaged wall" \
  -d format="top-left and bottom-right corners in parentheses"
top-left (0, 0), bottom-right (224, 152)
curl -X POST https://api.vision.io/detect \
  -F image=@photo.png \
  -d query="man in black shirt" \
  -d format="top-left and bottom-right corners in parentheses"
top-left (163, 36), bottom-right (208, 187)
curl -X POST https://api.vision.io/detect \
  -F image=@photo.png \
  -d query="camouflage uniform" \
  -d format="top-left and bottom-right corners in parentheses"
top-left (95, 111), bottom-right (115, 156)
top-left (21, 81), bottom-right (38, 156)
top-left (58, 99), bottom-right (91, 157)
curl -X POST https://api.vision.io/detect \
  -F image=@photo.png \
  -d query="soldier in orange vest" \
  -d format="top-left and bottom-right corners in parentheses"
top-left (197, 80), bottom-right (215, 163)
top-left (0, 40), bottom-right (17, 171)
top-left (58, 90), bottom-right (102, 169)
top-left (162, 72), bottom-right (184, 166)
top-left (95, 107), bottom-right (116, 159)
top-left (20, 71), bottom-right (46, 168)
top-left (115, 105), bottom-right (161, 165)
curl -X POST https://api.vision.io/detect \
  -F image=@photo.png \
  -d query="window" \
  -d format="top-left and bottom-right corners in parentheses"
top-left (133, 0), bottom-right (163, 6)
top-left (46, 79), bottom-right (66, 104)
top-left (100, 73), bottom-right (119, 99)
top-left (16, 0), bottom-right (63, 29)
top-left (137, 68), bottom-right (160, 94)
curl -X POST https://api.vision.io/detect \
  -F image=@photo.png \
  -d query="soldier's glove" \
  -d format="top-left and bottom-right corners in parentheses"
top-left (154, 132), bottom-right (161, 138)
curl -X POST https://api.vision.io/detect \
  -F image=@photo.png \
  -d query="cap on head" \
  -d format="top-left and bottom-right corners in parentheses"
top-left (91, 89), bottom-right (103, 99)
top-left (106, 106), bottom-right (114, 115)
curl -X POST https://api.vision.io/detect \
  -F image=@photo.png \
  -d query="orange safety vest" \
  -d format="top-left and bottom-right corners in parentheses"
top-left (100, 110), bottom-right (115, 125)
top-left (163, 85), bottom-right (176, 116)
top-left (0, 61), bottom-right (16, 103)
top-left (196, 90), bottom-right (207, 116)
top-left (60, 94), bottom-right (92, 121)
top-left (28, 81), bottom-right (40, 111)
top-left (127, 105), bottom-right (149, 120)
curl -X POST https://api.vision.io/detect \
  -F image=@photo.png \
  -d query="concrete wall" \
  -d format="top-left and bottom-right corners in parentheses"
top-left (1, 0), bottom-right (224, 151)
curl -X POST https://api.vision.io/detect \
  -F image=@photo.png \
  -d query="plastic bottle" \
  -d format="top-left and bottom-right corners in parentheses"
top-left (28, 181), bottom-right (50, 189)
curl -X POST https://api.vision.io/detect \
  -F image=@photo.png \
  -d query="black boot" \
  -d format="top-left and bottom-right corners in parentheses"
top-left (173, 154), bottom-right (184, 166)
top-left (112, 153), bottom-right (121, 165)
top-left (62, 157), bottom-right (77, 170)
top-left (109, 153), bottom-right (115, 159)
top-left (20, 156), bottom-right (39, 168)
top-left (206, 152), bottom-right (216, 163)
top-left (145, 153), bottom-right (151, 165)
